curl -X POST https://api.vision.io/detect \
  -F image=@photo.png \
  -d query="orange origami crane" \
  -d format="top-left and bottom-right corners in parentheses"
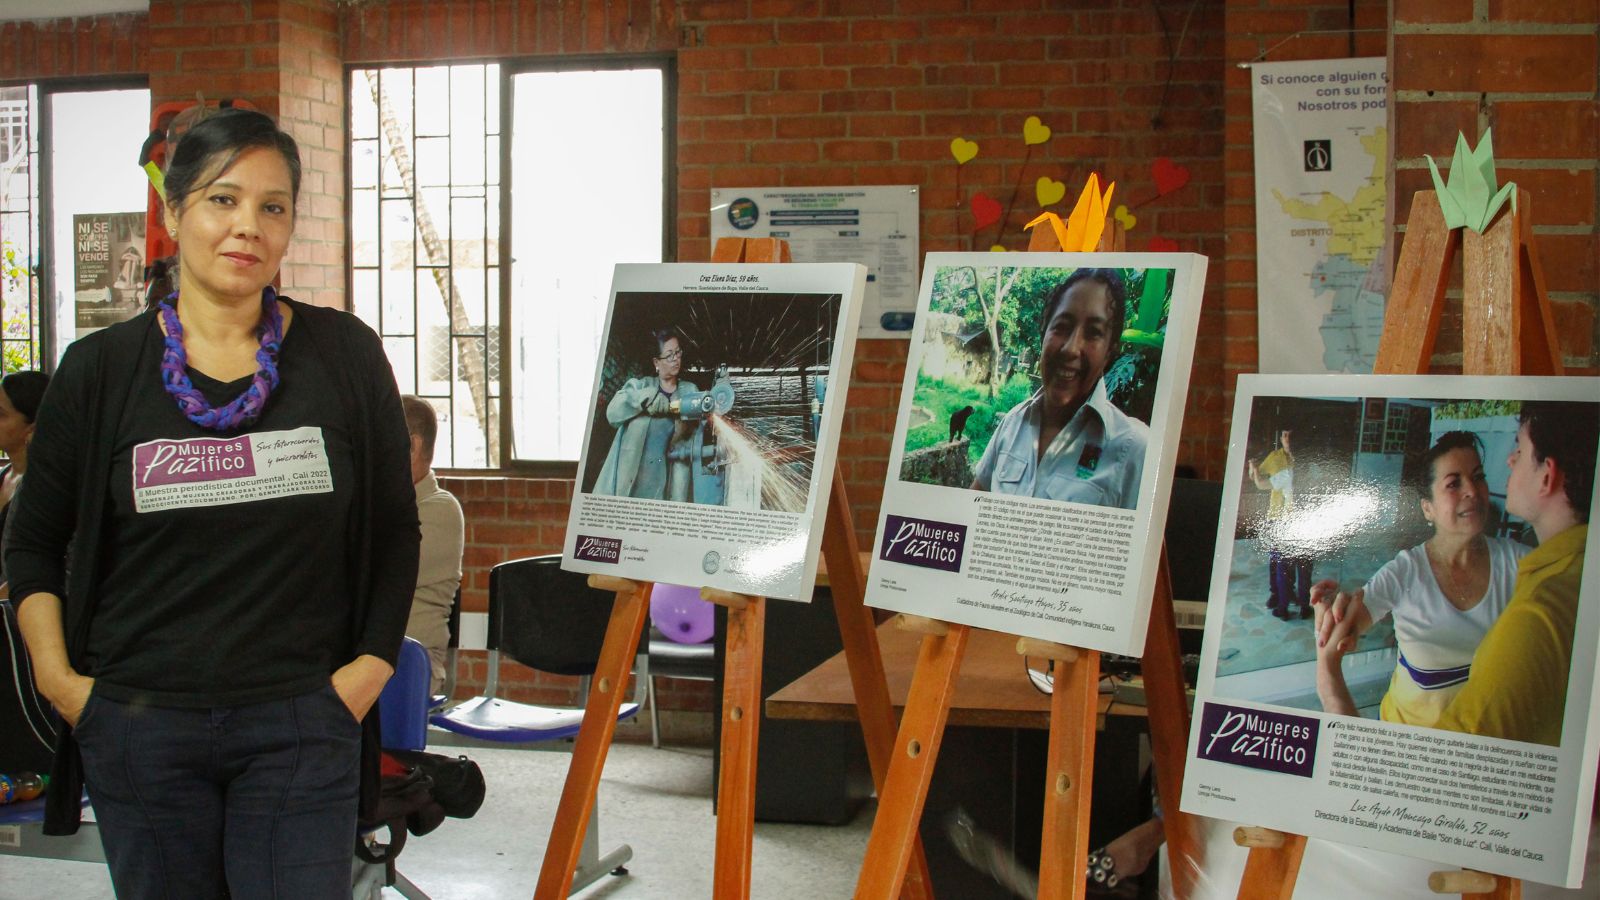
top-left (1025, 174), bottom-right (1115, 252)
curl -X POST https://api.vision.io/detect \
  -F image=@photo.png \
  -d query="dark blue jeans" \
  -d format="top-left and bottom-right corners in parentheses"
top-left (1268, 550), bottom-right (1313, 611)
top-left (74, 683), bottom-right (361, 899)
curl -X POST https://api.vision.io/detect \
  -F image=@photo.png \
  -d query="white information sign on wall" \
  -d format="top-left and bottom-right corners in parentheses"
top-left (710, 186), bottom-right (919, 339)
top-left (1252, 57), bottom-right (1389, 374)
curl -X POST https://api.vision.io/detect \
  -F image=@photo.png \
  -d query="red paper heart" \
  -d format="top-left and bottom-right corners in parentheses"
top-left (1148, 236), bottom-right (1180, 252)
top-left (971, 192), bottom-right (1002, 231)
top-left (1152, 157), bottom-right (1190, 196)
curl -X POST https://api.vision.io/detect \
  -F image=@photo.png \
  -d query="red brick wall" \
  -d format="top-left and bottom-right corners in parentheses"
top-left (345, 0), bottom-right (1230, 552)
top-left (0, 14), bottom-right (146, 80)
top-left (1392, 0), bottom-right (1599, 368)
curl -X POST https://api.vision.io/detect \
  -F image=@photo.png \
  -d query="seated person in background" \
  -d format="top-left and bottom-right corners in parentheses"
top-left (402, 396), bottom-right (465, 695)
top-left (1432, 401), bottom-right (1596, 746)
top-left (970, 268), bottom-right (1147, 510)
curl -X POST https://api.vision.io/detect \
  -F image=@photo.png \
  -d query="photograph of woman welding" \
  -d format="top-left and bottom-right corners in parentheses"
top-left (580, 291), bottom-right (840, 514)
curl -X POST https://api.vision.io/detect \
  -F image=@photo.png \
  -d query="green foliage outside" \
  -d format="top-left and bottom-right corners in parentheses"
top-left (903, 372), bottom-right (1034, 470)
top-left (1434, 399), bottom-right (1521, 421)
top-left (902, 264), bottom-right (1175, 483)
top-left (1, 239), bottom-right (38, 374)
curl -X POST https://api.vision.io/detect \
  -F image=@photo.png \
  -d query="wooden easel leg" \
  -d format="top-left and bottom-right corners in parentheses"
top-left (1234, 831), bottom-right (1306, 900)
top-left (822, 471), bottom-right (934, 899)
top-left (1462, 206), bottom-right (1526, 375)
top-left (1036, 649), bottom-right (1100, 900)
top-left (1374, 190), bottom-right (1456, 375)
top-left (714, 597), bottom-right (768, 900)
top-left (1140, 549), bottom-right (1200, 899)
top-left (854, 624), bottom-right (972, 900)
top-left (534, 581), bottom-right (653, 900)
top-left (1462, 192), bottom-right (1563, 376)
top-left (1516, 206), bottom-right (1561, 375)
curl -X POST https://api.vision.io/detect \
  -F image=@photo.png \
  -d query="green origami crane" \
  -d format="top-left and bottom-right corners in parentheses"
top-left (1121, 268), bottom-right (1171, 349)
top-left (1426, 129), bottom-right (1518, 233)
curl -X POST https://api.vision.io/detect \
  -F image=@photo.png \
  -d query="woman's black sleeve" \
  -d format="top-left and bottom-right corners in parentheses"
top-left (5, 342), bottom-right (91, 608)
top-left (351, 319), bottom-right (422, 666)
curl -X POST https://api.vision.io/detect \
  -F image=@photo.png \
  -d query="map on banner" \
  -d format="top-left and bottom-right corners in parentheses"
top-left (1253, 58), bottom-right (1389, 374)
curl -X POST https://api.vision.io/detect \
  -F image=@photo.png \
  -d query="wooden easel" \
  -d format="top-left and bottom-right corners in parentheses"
top-left (853, 221), bottom-right (1203, 900)
top-left (1231, 188), bottom-right (1558, 900)
top-left (536, 236), bottom-right (934, 899)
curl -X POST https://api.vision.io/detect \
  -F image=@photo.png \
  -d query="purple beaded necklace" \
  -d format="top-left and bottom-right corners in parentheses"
top-left (158, 287), bottom-right (284, 432)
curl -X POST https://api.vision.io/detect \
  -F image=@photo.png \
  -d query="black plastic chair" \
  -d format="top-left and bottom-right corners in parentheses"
top-left (428, 555), bottom-right (641, 892)
top-left (645, 623), bottom-right (716, 748)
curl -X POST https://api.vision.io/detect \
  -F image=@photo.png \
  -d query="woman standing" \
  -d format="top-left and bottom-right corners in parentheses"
top-left (593, 326), bottom-right (699, 500)
top-left (7, 108), bottom-right (419, 897)
top-left (0, 370), bottom-right (57, 777)
top-left (1313, 431), bottom-right (1529, 726)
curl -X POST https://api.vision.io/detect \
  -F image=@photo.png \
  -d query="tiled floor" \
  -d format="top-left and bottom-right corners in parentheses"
top-left (1, 739), bottom-right (872, 899)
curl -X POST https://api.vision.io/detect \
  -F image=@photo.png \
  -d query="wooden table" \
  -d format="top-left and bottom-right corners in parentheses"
top-left (766, 619), bottom-right (1144, 730)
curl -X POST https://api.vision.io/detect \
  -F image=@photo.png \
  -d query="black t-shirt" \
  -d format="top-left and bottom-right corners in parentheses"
top-left (85, 321), bottom-right (355, 707)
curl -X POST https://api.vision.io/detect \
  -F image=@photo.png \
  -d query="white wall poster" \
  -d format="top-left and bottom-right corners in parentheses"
top-left (710, 186), bottom-right (918, 340)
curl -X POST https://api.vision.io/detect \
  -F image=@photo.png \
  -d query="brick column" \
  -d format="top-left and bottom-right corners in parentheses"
top-left (147, 0), bottom-right (346, 308)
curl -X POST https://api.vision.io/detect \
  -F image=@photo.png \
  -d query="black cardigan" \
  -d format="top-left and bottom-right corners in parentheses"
top-left (5, 298), bottom-right (421, 834)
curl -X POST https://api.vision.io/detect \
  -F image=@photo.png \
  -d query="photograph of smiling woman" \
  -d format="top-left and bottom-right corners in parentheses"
top-left (896, 263), bottom-right (1174, 512)
top-left (969, 268), bottom-right (1148, 510)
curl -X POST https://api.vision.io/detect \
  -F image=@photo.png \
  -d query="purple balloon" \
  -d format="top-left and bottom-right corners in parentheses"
top-left (651, 583), bottom-right (714, 644)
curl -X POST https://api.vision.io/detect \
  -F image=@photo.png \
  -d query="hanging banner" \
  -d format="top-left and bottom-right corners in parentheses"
top-left (1252, 58), bottom-right (1388, 374)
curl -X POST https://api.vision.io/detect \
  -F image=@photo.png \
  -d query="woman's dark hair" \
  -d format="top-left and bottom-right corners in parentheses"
top-left (1407, 430), bottom-right (1482, 501)
top-left (1039, 268), bottom-right (1127, 360)
top-left (650, 326), bottom-right (683, 360)
top-left (149, 109), bottom-right (302, 309)
top-left (162, 107), bottom-right (302, 214)
top-left (1, 370), bottom-right (50, 423)
top-left (1519, 401), bottom-right (1598, 524)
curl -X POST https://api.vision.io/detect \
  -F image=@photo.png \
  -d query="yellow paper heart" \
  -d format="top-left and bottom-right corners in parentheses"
top-left (1035, 176), bottom-right (1066, 207)
top-left (950, 137), bottom-right (979, 165)
top-left (1022, 115), bottom-right (1051, 146)
top-left (989, 244), bottom-right (1007, 252)
top-left (1114, 204), bottom-right (1137, 231)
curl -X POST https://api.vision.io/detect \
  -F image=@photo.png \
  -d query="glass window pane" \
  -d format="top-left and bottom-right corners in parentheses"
top-left (509, 68), bottom-right (664, 462)
top-left (351, 139), bottom-right (379, 190)
top-left (485, 65), bottom-right (501, 134)
top-left (414, 67), bottom-right (450, 137)
top-left (450, 67), bottom-right (485, 186)
top-left (414, 136), bottom-right (449, 188)
top-left (417, 187), bottom-right (449, 265)
top-left (452, 335), bottom-right (490, 467)
top-left (349, 71), bottom-right (379, 141)
top-left (352, 268), bottom-right (379, 324)
top-left (350, 187), bottom-right (378, 267)
top-left (47, 87), bottom-right (152, 361)
top-left (349, 62), bottom-right (664, 468)
top-left (383, 335), bottom-right (416, 394)
top-left (485, 133), bottom-right (500, 188)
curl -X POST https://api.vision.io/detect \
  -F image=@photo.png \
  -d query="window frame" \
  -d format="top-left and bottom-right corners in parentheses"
top-left (343, 55), bottom-right (677, 478)
top-left (3, 74), bottom-right (150, 375)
